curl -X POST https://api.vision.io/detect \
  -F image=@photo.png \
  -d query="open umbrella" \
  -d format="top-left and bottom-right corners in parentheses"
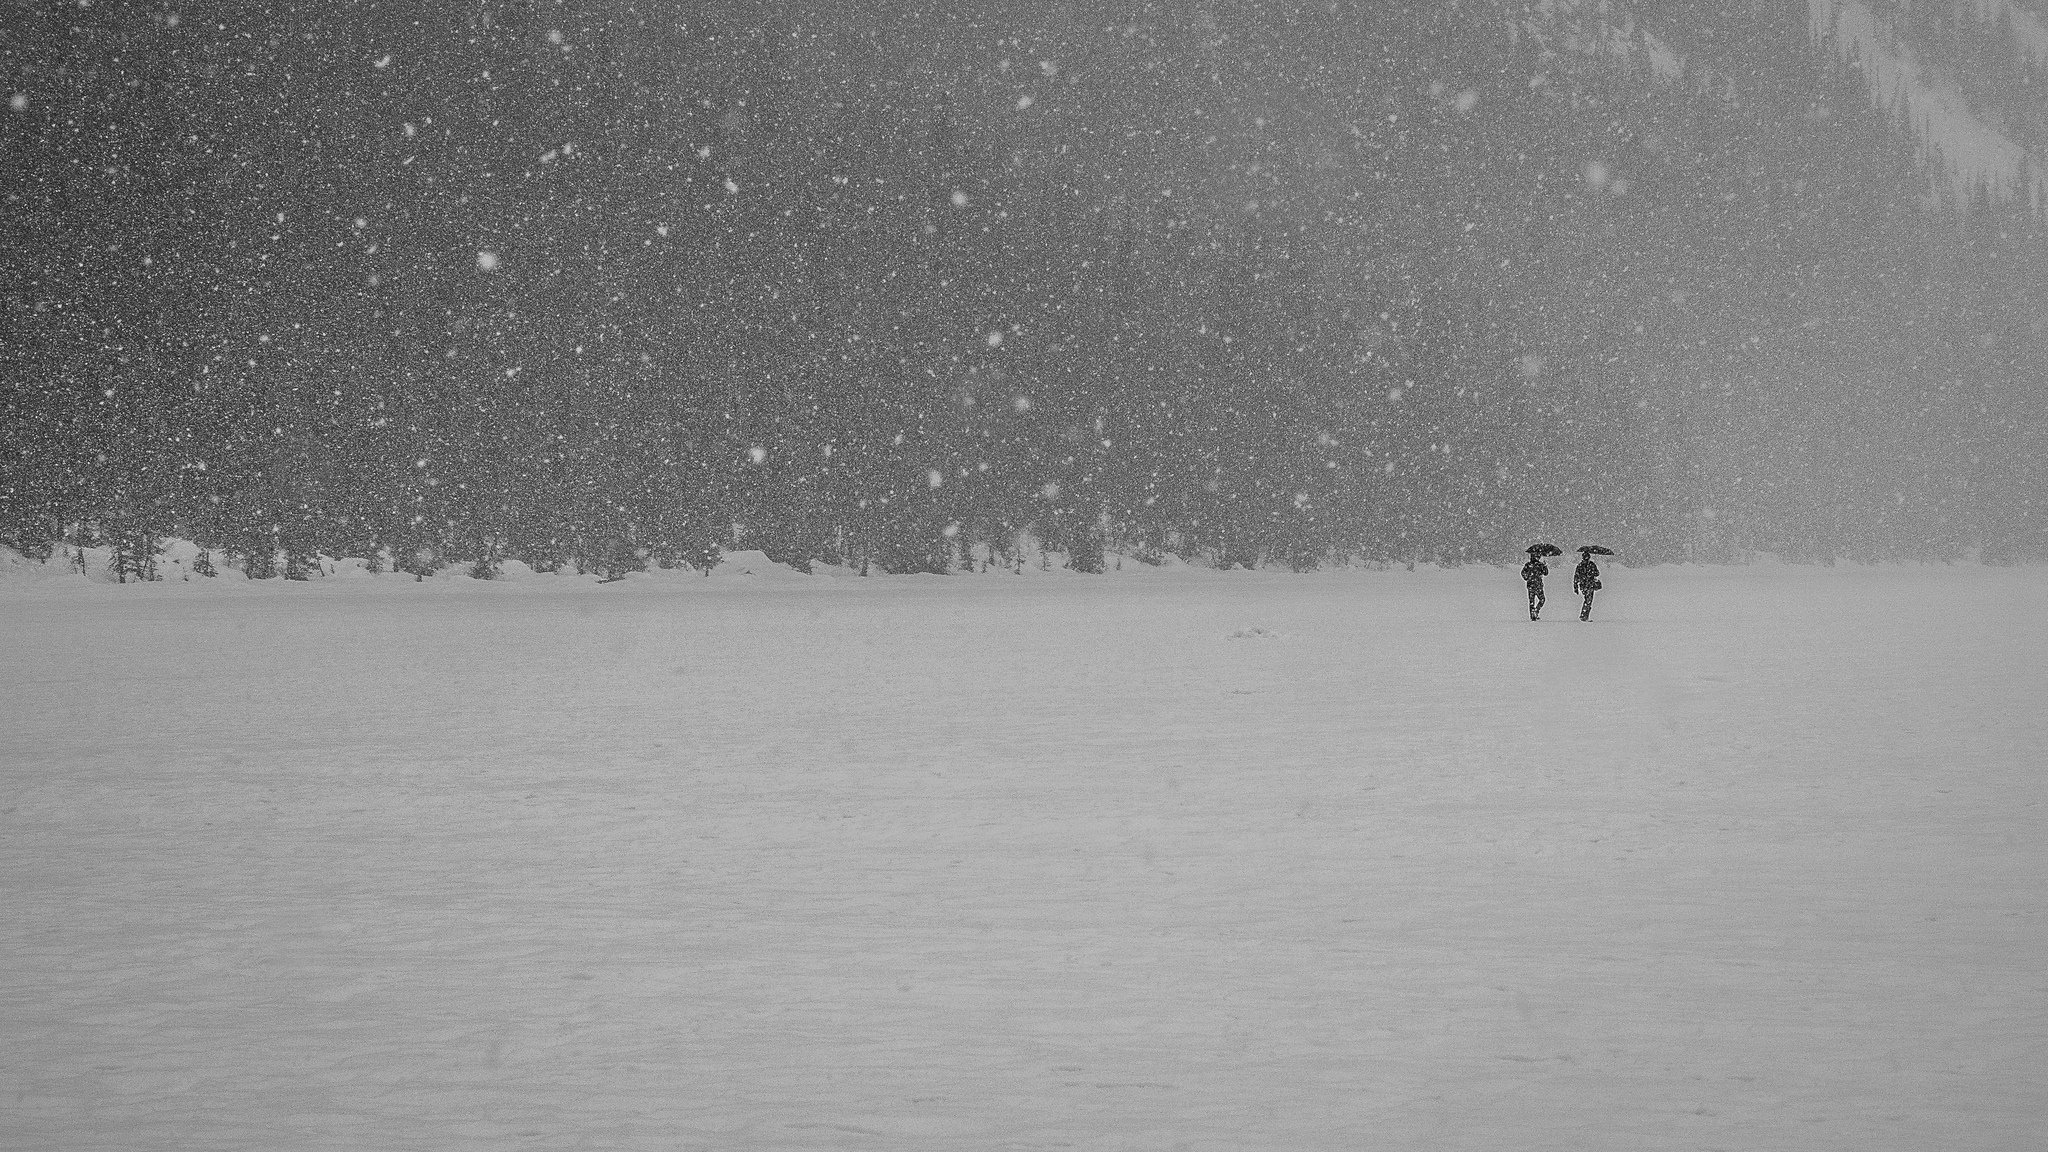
top-left (1526, 543), bottom-right (1563, 557)
top-left (1577, 545), bottom-right (1615, 556)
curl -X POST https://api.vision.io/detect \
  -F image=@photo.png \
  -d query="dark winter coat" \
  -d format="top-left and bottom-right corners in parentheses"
top-left (1573, 558), bottom-right (1601, 595)
top-left (1521, 557), bottom-right (1548, 586)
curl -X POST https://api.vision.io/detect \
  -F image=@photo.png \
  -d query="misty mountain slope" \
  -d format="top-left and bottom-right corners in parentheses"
top-left (1810, 0), bottom-right (2048, 206)
top-left (1523, 0), bottom-right (2048, 203)
top-left (3, 3), bottom-right (2044, 572)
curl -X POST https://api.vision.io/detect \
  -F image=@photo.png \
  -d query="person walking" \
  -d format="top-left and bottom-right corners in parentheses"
top-left (1573, 548), bottom-right (1603, 621)
top-left (1521, 545), bottom-right (1554, 620)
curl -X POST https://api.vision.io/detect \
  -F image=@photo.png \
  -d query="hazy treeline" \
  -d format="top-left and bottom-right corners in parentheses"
top-left (4, 1), bottom-right (2044, 577)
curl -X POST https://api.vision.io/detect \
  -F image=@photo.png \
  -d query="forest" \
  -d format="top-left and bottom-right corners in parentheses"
top-left (4, 1), bottom-right (2045, 578)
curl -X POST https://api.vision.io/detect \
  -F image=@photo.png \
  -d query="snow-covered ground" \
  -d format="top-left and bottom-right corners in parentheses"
top-left (4, 558), bottom-right (2045, 1151)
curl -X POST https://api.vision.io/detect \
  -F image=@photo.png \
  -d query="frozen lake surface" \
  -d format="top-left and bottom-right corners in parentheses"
top-left (4, 560), bottom-right (2045, 1150)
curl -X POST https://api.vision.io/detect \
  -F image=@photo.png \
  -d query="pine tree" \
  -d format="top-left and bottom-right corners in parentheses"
top-left (107, 526), bottom-right (158, 583)
top-left (240, 548), bottom-right (278, 580)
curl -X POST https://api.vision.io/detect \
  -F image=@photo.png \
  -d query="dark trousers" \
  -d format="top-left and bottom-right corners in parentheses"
top-left (1579, 589), bottom-right (1595, 620)
top-left (1526, 583), bottom-right (1545, 619)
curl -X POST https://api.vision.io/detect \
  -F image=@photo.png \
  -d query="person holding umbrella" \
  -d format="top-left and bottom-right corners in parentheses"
top-left (1522, 544), bottom-right (1560, 620)
top-left (1574, 546), bottom-right (1614, 620)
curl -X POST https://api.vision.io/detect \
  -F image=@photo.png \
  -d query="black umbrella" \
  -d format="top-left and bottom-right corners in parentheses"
top-left (1526, 543), bottom-right (1563, 557)
top-left (1577, 545), bottom-right (1615, 556)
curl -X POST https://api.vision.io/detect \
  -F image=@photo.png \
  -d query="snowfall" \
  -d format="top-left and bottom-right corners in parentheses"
top-left (2, 546), bottom-right (2043, 1152)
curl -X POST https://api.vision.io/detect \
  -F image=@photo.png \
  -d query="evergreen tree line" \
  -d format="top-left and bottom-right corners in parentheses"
top-left (4, 1), bottom-right (2044, 579)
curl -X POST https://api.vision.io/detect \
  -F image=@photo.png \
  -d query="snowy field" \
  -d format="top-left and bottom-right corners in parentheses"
top-left (3, 557), bottom-right (2045, 1151)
